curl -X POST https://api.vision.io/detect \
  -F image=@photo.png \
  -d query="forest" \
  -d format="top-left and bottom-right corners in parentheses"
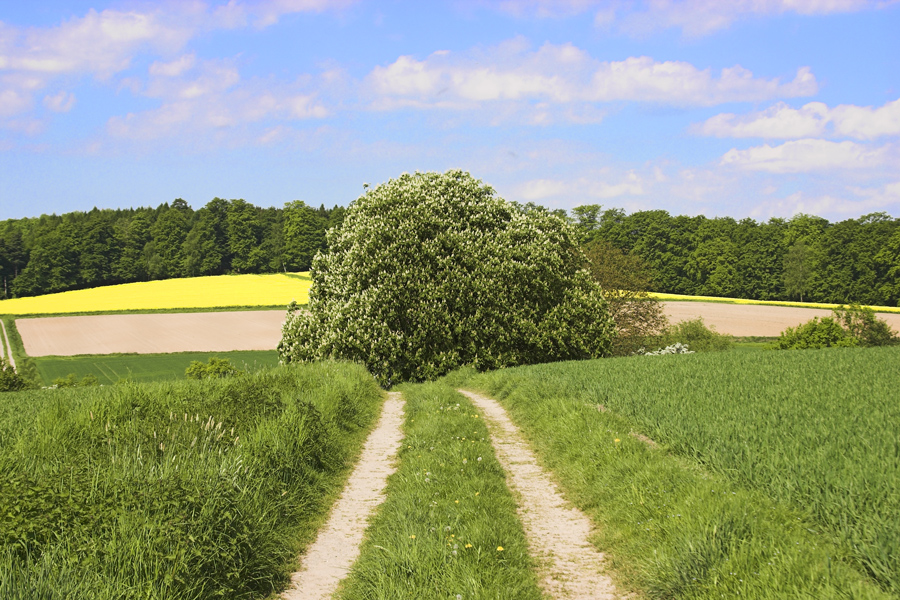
top-left (1, 199), bottom-right (899, 307)
top-left (571, 205), bottom-right (900, 307)
top-left (0, 198), bottom-right (344, 299)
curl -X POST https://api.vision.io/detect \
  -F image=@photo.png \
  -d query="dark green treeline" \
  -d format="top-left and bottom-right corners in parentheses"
top-left (572, 206), bottom-right (900, 307)
top-left (3, 201), bottom-right (899, 306)
top-left (0, 199), bottom-right (345, 299)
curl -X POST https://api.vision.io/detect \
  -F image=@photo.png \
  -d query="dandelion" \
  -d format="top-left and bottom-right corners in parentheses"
top-left (477, 456), bottom-right (482, 462)
top-left (455, 500), bottom-right (459, 504)
top-left (462, 458), bottom-right (468, 464)
top-left (465, 543), bottom-right (472, 548)
top-left (410, 535), bottom-right (416, 539)
top-left (497, 546), bottom-right (504, 551)
top-left (614, 438), bottom-right (620, 443)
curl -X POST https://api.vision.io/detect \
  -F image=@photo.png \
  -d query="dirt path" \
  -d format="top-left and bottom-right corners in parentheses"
top-left (282, 392), bottom-right (405, 600)
top-left (459, 389), bottom-right (618, 600)
top-left (0, 320), bottom-right (15, 370)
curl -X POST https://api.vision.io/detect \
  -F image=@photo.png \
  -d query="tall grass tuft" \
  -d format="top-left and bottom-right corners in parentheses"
top-left (0, 361), bottom-right (382, 599)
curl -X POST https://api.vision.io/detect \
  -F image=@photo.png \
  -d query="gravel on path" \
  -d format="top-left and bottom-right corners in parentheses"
top-left (459, 389), bottom-right (619, 600)
top-left (282, 392), bottom-right (405, 600)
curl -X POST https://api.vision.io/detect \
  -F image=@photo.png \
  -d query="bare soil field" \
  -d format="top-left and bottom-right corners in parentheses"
top-left (16, 310), bottom-right (286, 357)
top-left (663, 301), bottom-right (900, 337)
top-left (15, 303), bottom-right (900, 358)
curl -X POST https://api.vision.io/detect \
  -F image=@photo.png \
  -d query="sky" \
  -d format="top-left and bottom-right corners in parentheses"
top-left (1, 0), bottom-right (898, 222)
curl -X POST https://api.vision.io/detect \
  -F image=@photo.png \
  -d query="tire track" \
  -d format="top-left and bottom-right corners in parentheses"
top-left (282, 392), bottom-right (405, 600)
top-left (459, 389), bottom-right (619, 600)
top-left (0, 319), bottom-right (15, 371)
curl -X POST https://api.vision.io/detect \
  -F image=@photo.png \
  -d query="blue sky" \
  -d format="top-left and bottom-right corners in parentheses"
top-left (1, 0), bottom-right (898, 221)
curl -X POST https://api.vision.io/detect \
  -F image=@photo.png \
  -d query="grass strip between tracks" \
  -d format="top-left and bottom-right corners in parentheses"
top-left (336, 381), bottom-right (542, 600)
top-left (447, 349), bottom-right (896, 599)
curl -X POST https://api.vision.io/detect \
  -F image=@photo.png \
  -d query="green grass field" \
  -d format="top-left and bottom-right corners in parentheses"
top-left (34, 350), bottom-right (280, 386)
top-left (0, 361), bottom-right (383, 600)
top-left (452, 346), bottom-right (900, 598)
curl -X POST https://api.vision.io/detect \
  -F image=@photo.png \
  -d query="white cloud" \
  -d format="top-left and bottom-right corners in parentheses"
top-left (108, 63), bottom-right (330, 142)
top-left (2, 8), bottom-right (194, 79)
top-left (832, 98), bottom-right (900, 139)
top-left (366, 41), bottom-right (817, 112)
top-left (0, 2), bottom-right (352, 131)
top-left (515, 171), bottom-right (645, 201)
top-left (478, 0), bottom-right (890, 36)
top-left (42, 90), bottom-right (75, 113)
top-left (695, 98), bottom-right (900, 139)
top-left (244, 0), bottom-right (359, 28)
top-left (619, 0), bottom-right (881, 37)
top-left (0, 88), bottom-right (31, 117)
top-left (720, 139), bottom-right (890, 172)
top-left (750, 182), bottom-right (900, 218)
top-left (589, 60), bottom-right (815, 105)
top-left (695, 101), bottom-right (829, 138)
top-left (149, 54), bottom-right (197, 78)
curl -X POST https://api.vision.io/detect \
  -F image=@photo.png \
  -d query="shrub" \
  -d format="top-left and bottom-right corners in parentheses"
top-left (0, 357), bottom-right (28, 392)
top-left (658, 317), bottom-right (733, 352)
top-left (832, 304), bottom-right (899, 347)
top-left (51, 373), bottom-right (100, 388)
top-left (278, 170), bottom-right (615, 386)
top-left (582, 239), bottom-right (668, 356)
top-left (773, 317), bottom-right (859, 350)
top-left (184, 357), bottom-right (244, 379)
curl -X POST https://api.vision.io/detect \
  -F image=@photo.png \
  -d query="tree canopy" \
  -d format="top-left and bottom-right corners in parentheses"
top-left (278, 170), bottom-right (615, 386)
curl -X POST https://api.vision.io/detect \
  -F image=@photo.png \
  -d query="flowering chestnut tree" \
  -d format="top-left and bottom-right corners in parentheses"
top-left (278, 170), bottom-right (614, 386)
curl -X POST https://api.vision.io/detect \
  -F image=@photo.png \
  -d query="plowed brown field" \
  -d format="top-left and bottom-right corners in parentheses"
top-left (14, 303), bottom-right (900, 357)
top-left (17, 311), bottom-right (286, 357)
top-left (663, 301), bottom-right (900, 337)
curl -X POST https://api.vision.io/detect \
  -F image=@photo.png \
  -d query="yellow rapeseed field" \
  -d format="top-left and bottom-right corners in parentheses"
top-left (0, 273), bottom-right (312, 315)
top-left (649, 292), bottom-right (900, 314)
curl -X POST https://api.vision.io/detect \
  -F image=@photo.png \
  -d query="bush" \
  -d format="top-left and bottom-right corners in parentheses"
top-left (51, 373), bottom-right (100, 388)
top-left (774, 305), bottom-right (898, 350)
top-left (582, 239), bottom-right (668, 356)
top-left (184, 357), bottom-right (244, 379)
top-left (832, 304), bottom-right (899, 347)
top-left (0, 357), bottom-right (28, 392)
top-left (278, 170), bottom-right (615, 386)
top-left (773, 317), bottom-right (859, 350)
top-left (658, 317), bottom-right (733, 352)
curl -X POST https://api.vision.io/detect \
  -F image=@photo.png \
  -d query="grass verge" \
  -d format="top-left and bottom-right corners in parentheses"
top-left (336, 381), bottom-right (542, 600)
top-left (0, 317), bottom-right (40, 387)
top-left (34, 350), bottom-right (280, 386)
top-left (0, 361), bottom-right (383, 600)
top-left (450, 347), bottom-right (898, 599)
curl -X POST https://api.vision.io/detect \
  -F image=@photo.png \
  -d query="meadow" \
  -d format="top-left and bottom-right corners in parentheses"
top-left (0, 272), bottom-right (312, 316)
top-left (0, 361), bottom-right (382, 599)
top-left (452, 346), bottom-right (900, 598)
top-left (33, 350), bottom-right (280, 386)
